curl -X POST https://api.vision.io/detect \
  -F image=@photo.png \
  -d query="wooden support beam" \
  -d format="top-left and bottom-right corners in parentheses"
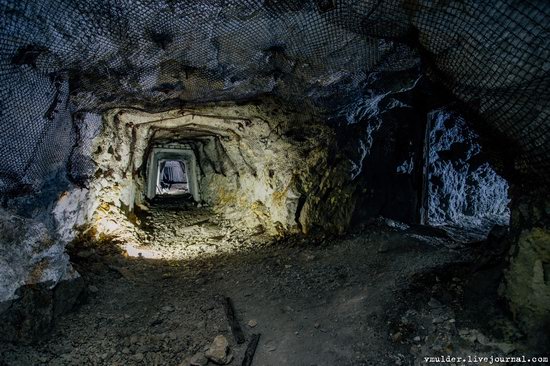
top-left (223, 297), bottom-right (245, 344)
top-left (241, 334), bottom-right (261, 366)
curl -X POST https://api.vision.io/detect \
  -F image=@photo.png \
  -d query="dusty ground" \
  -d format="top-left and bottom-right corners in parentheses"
top-left (0, 203), bottom-right (538, 366)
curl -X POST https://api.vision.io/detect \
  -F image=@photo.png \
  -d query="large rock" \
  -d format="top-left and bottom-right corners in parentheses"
top-left (205, 335), bottom-right (232, 365)
top-left (0, 275), bottom-right (84, 343)
top-left (0, 208), bottom-right (84, 343)
top-left (0, 209), bottom-right (75, 304)
top-left (426, 108), bottom-right (510, 228)
top-left (188, 353), bottom-right (208, 366)
top-left (502, 189), bottom-right (550, 349)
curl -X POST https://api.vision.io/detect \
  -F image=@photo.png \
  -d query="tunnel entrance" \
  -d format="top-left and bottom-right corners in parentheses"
top-left (156, 159), bottom-right (188, 196)
top-left (146, 145), bottom-right (200, 202)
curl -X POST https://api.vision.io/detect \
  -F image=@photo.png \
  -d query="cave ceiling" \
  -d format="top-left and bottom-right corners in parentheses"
top-left (1, 0), bottom-right (549, 184)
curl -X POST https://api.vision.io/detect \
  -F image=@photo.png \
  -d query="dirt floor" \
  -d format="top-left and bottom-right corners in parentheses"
top-left (0, 203), bottom-right (538, 366)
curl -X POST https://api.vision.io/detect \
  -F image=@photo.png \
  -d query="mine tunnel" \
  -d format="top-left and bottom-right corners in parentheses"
top-left (0, 1), bottom-right (549, 365)
top-left (157, 160), bottom-right (189, 196)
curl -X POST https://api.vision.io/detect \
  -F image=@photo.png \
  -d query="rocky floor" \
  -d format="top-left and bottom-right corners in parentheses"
top-left (0, 204), bottom-right (539, 366)
top-left (128, 197), bottom-right (271, 260)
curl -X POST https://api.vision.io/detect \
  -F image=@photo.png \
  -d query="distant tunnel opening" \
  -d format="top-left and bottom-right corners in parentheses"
top-left (157, 160), bottom-right (188, 196)
top-left (146, 145), bottom-right (200, 203)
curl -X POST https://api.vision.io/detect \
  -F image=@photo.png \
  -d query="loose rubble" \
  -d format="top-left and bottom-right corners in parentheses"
top-left (133, 201), bottom-right (273, 260)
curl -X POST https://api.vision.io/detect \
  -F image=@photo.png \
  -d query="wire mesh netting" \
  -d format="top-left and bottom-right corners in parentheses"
top-left (0, 0), bottom-right (549, 196)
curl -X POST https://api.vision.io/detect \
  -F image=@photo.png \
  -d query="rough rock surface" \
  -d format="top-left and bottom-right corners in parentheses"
top-left (1, 94), bottom-right (518, 344)
top-left (427, 108), bottom-right (510, 228)
top-left (0, 208), bottom-right (84, 342)
top-left (205, 335), bottom-right (231, 365)
top-left (0, 189), bottom-right (89, 341)
top-left (503, 188), bottom-right (550, 348)
top-left (0, 273), bottom-right (84, 344)
top-left (76, 100), bottom-right (358, 239)
top-left (1, 0), bottom-right (547, 191)
top-left (187, 352), bottom-right (208, 366)
top-left (0, 209), bottom-right (79, 303)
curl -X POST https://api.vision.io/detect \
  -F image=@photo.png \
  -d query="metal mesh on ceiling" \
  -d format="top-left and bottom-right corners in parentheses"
top-left (0, 0), bottom-right (549, 196)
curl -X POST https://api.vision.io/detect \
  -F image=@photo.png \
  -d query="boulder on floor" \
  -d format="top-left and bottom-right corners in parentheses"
top-left (205, 335), bottom-right (233, 365)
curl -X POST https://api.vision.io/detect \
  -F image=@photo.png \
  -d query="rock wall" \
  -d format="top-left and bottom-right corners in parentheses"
top-left (331, 69), bottom-right (442, 225)
top-left (502, 188), bottom-right (550, 348)
top-left (427, 108), bottom-right (510, 229)
top-left (73, 100), bottom-right (358, 238)
top-left (0, 201), bottom-right (84, 343)
top-left (0, 211), bottom-right (73, 303)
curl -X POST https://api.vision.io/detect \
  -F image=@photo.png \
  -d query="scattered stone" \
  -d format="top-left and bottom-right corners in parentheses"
top-left (302, 253), bottom-right (316, 261)
top-left (391, 332), bottom-right (403, 343)
top-left (458, 329), bottom-right (477, 343)
top-left (428, 298), bottom-right (443, 309)
top-left (247, 319), bottom-right (257, 328)
top-left (150, 319), bottom-right (163, 326)
top-left (475, 331), bottom-right (489, 345)
top-left (189, 352), bottom-right (208, 366)
top-left (314, 322), bottom-right (320, 329)
top-left (161, 305), bottom-right (174, 313)
top-left (109, 265), bottom-right (134, 280)
top-left (494, 342), bottom-right (516, 354)
top-left (77, 249), bottom-right (95, 258)
top-left (205, 335), bottom-right (231, 365)
top-left (136, 204), bottom-right (150, 212)
top-left (88, 285), bottom-right (99, 294)
top-left (413, 336), bottom-right (421, 342)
